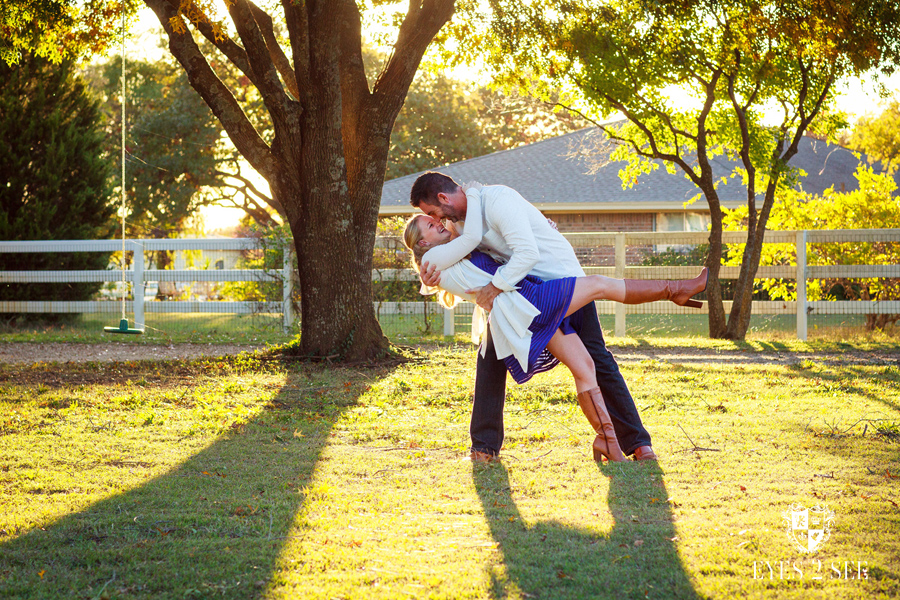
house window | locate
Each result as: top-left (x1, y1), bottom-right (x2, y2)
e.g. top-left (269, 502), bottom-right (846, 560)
top-left (656, 212), bottom-right (710, 253)
top-left (657, 212), bottom-right (710, 232)
top-left (685, 212), bottom-right (710, 232)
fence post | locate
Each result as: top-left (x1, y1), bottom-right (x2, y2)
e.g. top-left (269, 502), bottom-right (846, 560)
top-left (614, 233), bottom-right (626, 337)
top-left (133, 244), bottom-right (145, 328)
top-left (283, 242), bottom-right (294, 334)
top-left (796, 230), bottom-right (807, 341)
top-left (443, 305), bottom-right (455, 336)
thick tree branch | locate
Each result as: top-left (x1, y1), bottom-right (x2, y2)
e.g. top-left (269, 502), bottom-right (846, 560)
top-left (338, 0), bottom-right (371, 108)
top-left (144, 0), bottom-right (277, 182)
top-left (727, 53), bottom-right (757, 224)
top-left (246, 0), bottom-right (300, 100)
top-left (281, 0), bottom-right (310, 102)
top-left (693, 71), bottom-right (722, 193)
top-left (171, 0), bottom-right (258, 88)
top-left (227, 0), bottom-right (295, 127)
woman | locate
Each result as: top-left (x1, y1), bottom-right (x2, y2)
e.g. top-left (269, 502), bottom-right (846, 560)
top-left (403, 186), bottom-right (707, 462)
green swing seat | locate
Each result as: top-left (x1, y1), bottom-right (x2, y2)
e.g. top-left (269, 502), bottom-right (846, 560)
top-left (104, 318), bottom-right (143, 335)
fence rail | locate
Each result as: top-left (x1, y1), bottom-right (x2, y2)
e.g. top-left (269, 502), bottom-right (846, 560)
top-left (0, 238), bottom-right (294, 332)
top-left (1, 229), bottom-right (897, 339)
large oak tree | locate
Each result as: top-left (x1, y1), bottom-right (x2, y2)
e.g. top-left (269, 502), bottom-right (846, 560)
top-left (143, 0), bottom-right (457, 358)
top-left (4, 0), bottom-right (456, 359)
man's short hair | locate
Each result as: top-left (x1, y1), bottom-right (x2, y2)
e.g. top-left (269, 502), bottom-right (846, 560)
top-left (409, 171), bottom-right (458, 208)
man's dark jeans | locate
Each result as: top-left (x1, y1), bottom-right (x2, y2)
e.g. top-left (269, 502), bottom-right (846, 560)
top-left (470, 301), bottom-right (651, 456)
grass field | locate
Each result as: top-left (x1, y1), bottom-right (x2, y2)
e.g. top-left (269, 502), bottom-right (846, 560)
top-left (1, 342), bottom-right (899, 599)
top-left (0, 312), bottom-right (449, 345)
top-left (1, 310), bottom-right (896, 346)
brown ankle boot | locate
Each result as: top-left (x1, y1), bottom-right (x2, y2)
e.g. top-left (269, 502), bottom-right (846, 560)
top-left (576, 387), bottom-right (627, 462)
top-left (623, 267), bottom-right (709, 308)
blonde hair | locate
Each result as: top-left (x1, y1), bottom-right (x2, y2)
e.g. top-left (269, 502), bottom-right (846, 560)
top-left (402, 215), bottom-right (460, 309)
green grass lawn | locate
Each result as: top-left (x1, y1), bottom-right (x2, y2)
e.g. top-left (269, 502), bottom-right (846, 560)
top-left (1, 342), bottom-right (899, 599)
top-left (0, 312), bottom-right (449, 345)
top-left (2, 310), bottom-right (896, 346)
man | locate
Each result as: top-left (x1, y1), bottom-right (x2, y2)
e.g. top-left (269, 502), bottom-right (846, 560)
top-left (409, 171), bottom-right (657, 462)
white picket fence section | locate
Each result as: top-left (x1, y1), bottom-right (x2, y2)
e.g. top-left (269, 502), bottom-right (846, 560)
top-left (1, 229), bottom-right (898, 339)
top-left (376, 228), bottom-right (900, 340)
top-left (568, 229), bottom-right (900, 340)
top-left (0, 238), bottom-right (294, 332)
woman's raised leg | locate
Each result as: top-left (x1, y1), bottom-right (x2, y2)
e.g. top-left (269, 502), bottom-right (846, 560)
top-left (563, 268), bottom-right (709, 317)
top-left (546, 329), bottom-right (626, 462)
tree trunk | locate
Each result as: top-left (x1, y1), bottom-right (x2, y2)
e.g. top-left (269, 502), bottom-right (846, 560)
top-left (287, 177), bottom-right (388, 359)
top-left (724, 232), bottom-right (763, 339)
top-left (694, 170), bottom-right (728, 338)
top-left (867, 313), bottom-right (900, 331)
top-left (726, 138), bottom-right (794, 340)
top-left (705, 202), bottom-right (728, 338)
top-left (284, 35), bottom-right (392, 359)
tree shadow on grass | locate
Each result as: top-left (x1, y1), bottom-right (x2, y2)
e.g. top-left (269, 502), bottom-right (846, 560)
top-left (784, 362), bottom-right (900, 412)
top-left (473, 461), bottom-right (699, 600)
top-left (0, 366), bottom-right (391, 600)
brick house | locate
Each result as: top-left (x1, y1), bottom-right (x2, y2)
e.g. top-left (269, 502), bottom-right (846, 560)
top-left (379, 127), bottom-right (884, 237)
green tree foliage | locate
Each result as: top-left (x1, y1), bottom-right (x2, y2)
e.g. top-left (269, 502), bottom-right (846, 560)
top-left (387, 68), bottom-right (584, 179)
top-left (723, 167), bottom-right (900, 331)
top-left (848, 97), bottom-right (900, 174)
top-left (87, 57), bottom-right (222, 239)
top-left (0, 0), bottom-right (126, 65)
top-left (456, 0), bottom-right (900, 340)
top-left (387, 72), bottom-right (497, 179)
top-left (0, 53), bottom-right (116, 306)
top-left (86, 51), bottom-right (284, 232)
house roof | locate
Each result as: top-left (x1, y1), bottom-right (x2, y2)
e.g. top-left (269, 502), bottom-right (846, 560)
top-left (380, 127), bottom-right (891, 215)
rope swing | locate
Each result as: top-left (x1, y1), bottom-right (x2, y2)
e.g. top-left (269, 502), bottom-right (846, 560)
top-left (104, 3), bottom-right (143, 335)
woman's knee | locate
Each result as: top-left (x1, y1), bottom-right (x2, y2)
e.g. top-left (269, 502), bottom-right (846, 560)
top-left (568, 344), bottom-right (596, 381)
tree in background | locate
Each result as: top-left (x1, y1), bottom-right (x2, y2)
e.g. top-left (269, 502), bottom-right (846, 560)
top-left (0, 54), bottom-right (117, 311)
top-left (88, 57), bottom-right (222, 242)
top-left (0, 0), bottom-right (122, 65)
top-left (87, 55), bottom-right (283, 234)
top-left (724, 166), bottom-right (900, 332)
top-left (848, 97), bottom-right (900, 174)
top-left (386, 70), bottom-right (497, 179)
top-left (457, 0), bottom-right (900, 340)
top-left (386, 65), bottom-right (584, 179)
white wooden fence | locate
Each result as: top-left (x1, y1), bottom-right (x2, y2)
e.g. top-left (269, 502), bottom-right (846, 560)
top-left (0, 238), bottom-right (294, 332)
top-left (376, 228), bottom-right (900, 340)
top-left (566, 229), bottom-right (900, 340)
top-left (1, 229), bottom-right (898, 340)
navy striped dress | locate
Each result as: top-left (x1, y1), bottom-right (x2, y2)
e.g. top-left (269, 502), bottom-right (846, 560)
top-left (469, 251), bottom-right (580, 384)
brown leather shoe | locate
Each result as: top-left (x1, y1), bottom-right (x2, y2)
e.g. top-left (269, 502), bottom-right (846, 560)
top-left (463, 450), bottom-right (500, 463)
top-left (632, 446), bottom-right (658, 461)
